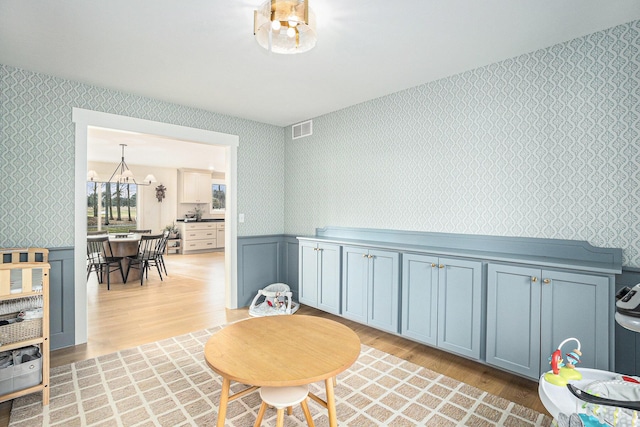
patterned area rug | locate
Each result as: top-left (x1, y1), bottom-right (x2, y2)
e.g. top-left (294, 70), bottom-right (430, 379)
top-left (9, 327), bottom-right (553, 426)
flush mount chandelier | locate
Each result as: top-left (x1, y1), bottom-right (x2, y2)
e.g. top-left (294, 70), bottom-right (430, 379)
top-left (253, 0), bottom-right (317, 54)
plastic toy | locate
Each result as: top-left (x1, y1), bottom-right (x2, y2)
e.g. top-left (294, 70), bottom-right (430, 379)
top-left (248, 283), bottom-right (299, 317)
top-left (544, 337), bottom-right (583, 386)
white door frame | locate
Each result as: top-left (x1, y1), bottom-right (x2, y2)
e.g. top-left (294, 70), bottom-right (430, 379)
top-left (73, 108), bottom-right (239, 345)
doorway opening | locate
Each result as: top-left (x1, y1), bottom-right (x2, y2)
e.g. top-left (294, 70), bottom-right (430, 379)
top-left (73, 108), bottom-right (239, 346)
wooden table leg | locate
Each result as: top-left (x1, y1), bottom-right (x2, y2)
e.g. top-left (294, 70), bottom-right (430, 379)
top-left (217, 377), bottom-right (231, 427)
top-left (325, 377), bottom-right (337, 427)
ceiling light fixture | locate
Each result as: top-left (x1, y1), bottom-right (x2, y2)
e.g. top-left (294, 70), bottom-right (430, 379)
top-left (86, 144), bottom-right (156, 186)
top-left (254, 0), bottom-right (316, 54)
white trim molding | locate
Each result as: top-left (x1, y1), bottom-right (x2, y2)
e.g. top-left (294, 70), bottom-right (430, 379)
top-left (72, 108), bottom-right (240, 345)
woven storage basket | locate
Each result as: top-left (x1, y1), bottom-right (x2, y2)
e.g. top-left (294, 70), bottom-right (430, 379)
top-left (0, 313), bottom-right (42, 346)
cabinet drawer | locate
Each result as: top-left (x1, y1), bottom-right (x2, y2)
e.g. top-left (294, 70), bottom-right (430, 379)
top-left (184, 230), bottom-right (216, 240)
top-left (184, 223), bottom-right (216, 231)
top-left (183, 240), bottom-right (216, 251)
top-left (216, 223), bottom-right (225, 230)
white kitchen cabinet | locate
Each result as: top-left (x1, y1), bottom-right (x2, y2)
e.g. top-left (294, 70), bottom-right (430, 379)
top-left (180, 222), bottom-right (217, 253)
top-left (180, 170), bottom-right (211, 204)
top-left (216, 222), bottom-right (225, 249)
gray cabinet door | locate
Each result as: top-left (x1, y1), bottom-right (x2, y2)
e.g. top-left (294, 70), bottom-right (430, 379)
top-left (437, 257), bottom-right (483, 359)
top-left (540, 270), bottom-right (610, 371)
top-left (486, 263), bottom-right (541, 379)
top-left (298, 241), bottom-right (319, 308)
top-left (368, 249), bottom-right (400, 334)
top-left (342, 246), bottom-right (369, 324)
top-left (317, 243), bottom-right (341, 315)
top-left (401, 253), bottom-right (438, 346)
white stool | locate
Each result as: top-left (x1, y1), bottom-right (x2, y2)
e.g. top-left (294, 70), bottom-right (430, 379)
top-left (254, 385), bottom-right (315, 427)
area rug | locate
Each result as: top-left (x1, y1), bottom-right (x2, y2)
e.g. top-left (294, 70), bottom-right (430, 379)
top-left (9, 327), bottom-right (553, 426)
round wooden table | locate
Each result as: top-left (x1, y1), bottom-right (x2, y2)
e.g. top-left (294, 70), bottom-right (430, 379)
top-left (204, 315), bottom-right (361, 427)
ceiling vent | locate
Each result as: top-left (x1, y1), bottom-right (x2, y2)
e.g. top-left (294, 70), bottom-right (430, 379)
top-left (292, 120), bottom-right (313, 140)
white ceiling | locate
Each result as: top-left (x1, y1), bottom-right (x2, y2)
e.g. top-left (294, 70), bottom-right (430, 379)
top-left (1, 0), bottom-right (639, 129)
top-left (86, 127), bottom-right (226, 172)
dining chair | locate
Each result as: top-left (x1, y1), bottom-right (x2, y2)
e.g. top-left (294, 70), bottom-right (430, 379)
top-left (154, 230), bottom-right (170, 276)
top-left (125, 233), bottom-right (165, 285)
top-left (128, 229), bottom-right (151, 234)
top-left (86, 236), bottom-right (126, 290)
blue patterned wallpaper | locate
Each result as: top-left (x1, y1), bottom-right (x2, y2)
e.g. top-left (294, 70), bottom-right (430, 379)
top-left (0, 65), bottom-right (284, 245)
top-left (2, 20), bottom-right (640, 267)
top-left (284, 20), bottom-right (640, 267)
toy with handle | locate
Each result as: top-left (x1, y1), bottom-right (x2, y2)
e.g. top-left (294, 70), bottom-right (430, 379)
top-left (544, 337), bottom-right (583, 386)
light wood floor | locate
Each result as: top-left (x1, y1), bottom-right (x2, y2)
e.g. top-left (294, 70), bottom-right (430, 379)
top-left (0, 251), bottom-right (549, 425)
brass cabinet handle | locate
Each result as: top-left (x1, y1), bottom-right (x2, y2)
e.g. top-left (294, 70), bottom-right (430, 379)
top-left (543, 279), bottom-right (551, 284)
top-left (362, 253), bottom-right (368, 258)
top-left (368, 254), bottom-right (374, 259)
top-left (438, 264), bottom-right (444, 269)
top-left (431, 263), bottom-right (436, 268)
top-left (531, 277), bottom-right (538, 282)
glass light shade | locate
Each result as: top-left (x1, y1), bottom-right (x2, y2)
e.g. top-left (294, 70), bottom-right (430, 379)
top-left (254, 0), bottom-right (316, 54)
top-left (144, 174), bottom-right (157, 184)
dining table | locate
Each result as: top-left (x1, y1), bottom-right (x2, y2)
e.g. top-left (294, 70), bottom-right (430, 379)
top-left (204, 315), bottom-right (361, 427)
top-left (105, 233), bottom-right (141, 283)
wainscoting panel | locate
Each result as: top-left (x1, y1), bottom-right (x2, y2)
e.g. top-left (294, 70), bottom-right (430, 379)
top-left (48, 247), bottom-right (75, 350)
top-left (283, 236), bottom-right (299, 292)
top-left (236, 235), bottom-right (300, 308)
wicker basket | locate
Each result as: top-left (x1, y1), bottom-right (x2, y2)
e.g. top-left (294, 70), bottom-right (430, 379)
top-left (0, 313), bottom-right (42, 346)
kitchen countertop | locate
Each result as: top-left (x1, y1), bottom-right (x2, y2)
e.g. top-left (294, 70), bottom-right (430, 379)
top-left (176, 218), bottom-right (224, 223)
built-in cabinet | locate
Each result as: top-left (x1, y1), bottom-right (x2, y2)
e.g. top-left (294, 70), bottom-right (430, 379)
top-left (179, 170), bottom-right (211, 204)
top-left (342, 246), bottom-right (400, 334)
top-left (216, 222), bottom-right (225, 249)
top-left (402, 254), bottom-right (483, 360)
top-left (486, 263), bottom-right (610, 379)
top-left (298, 241), bottom-right (341, 314)
top-left (180, 222), bottom-right (218, 253)
top-left (297, 227), bottom-right (622, 379)
top-left (401, 254), bottom-right (438, 346)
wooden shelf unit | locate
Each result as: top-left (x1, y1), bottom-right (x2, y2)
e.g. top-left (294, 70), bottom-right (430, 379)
top-left (0, 248), bottom-right (49, 406)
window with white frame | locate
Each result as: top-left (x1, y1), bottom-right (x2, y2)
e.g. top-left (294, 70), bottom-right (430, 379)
top-left (211, 180), bottom-right (226, 212)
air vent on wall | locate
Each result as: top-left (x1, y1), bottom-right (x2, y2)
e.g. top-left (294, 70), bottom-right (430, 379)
top-left (292, 120), bottom-right (313, 140)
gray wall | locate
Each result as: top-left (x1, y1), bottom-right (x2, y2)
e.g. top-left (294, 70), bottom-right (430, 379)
top-left (284, 20), bottom-right (640, 268)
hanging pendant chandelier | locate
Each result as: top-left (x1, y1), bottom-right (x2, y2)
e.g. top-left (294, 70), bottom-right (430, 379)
top-left (86, 144), bottom-right (156, 186)
top-left (253, 0), bottom-right (317, 54)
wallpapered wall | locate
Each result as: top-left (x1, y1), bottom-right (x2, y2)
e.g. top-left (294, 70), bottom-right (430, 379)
top-left (2, 20), bottom-right (639, 267)
top-left (0, 65), bottom-right (285, 245)
top-left (284, 20), bottom-right (640, 267)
